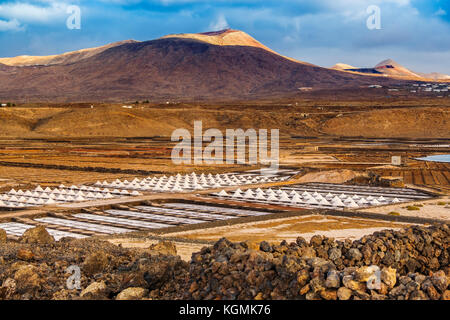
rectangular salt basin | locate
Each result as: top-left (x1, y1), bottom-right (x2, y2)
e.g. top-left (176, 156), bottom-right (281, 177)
top-left (35, 217), bottom-right (132, 234)
top-left (161, 203), bottom-right (272, 216)
top-left (73, 213), bottom-right (170, 229)
top-left (415, 154), bottom-right (450, 163)
top-left (0, 222), bottom-right (87, 240)
top-left (105, 209), bottom-right (205, 225)
top-left (135, 205), bottom-right (236, 220)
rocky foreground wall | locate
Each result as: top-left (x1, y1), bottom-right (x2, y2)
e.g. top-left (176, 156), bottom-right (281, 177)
top-left (0, 224), bottom-right (448, 300)
top-left (186, 224), bottom-right (449, 300)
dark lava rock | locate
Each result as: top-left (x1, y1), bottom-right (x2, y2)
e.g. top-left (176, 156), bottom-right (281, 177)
top-left (83, 251), bottom-right (110, 276)
top-left (0, 223), bottom-right (448, 300)
top-left (259, 241), bottom-right (272, 253)
top-left (20, 226), bottom-right (55, 245)
top-left (346, 248), bottom-right (362, 261)
top-left (328, 248), bottom-right (342, 261)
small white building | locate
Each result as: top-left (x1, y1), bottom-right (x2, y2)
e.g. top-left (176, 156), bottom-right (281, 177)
top-left (392, 156), bottom-right (402, 166)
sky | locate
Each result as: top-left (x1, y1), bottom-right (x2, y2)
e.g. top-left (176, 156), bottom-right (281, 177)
top-left (0, 0), bottom-right (449, 74)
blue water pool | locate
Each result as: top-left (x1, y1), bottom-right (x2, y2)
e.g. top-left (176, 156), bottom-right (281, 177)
top-left (415, 154), bottom-right (450, 163)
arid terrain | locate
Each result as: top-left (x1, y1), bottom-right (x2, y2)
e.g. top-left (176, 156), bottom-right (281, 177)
top-left (0, 98), bottom-right (449, 138)
top-left (3, 29), bottom-right (448, 103)
top-left (0, 96), bottom-right (448, 301)
top-left (0, 98), bottom-right (448, 237)
top-left (0, 29), bottom-right (448, 301)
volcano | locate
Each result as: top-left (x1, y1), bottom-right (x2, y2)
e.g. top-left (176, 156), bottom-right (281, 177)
top-left (0, 29), bottom-right (400, 102)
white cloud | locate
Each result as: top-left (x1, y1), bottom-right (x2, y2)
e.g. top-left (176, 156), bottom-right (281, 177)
top-left (434, 8), bottom-right (446, 16)
top-left (0, 2), bottom-right (69, 24)
top-left (0, 18), bottom-right (24, 31)
top-left (208, 13), bottom-right (229, 31)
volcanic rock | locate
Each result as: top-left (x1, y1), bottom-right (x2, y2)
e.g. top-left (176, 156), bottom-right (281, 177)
top-left (431, 270), bottom-right (448, 292)
top-left (328, 248), bottom-right (342, 261)
top-left (0, 30), bottom-right (401, 102)
top-left (116, 287), bottom-right (148, 300)
top-left (443, 290), bottom-right (450, 300)
top-left (20, 226), bottom-right (54, 245)
top-left (354, 266), bottom-right (377, 282)
top-left (83, 251), bottom-right (110, 275)
top-left (320, 289), bottom-right (337, 300)
top-left (259, 241), bottom-right (272, 253)
top-left (14, 265), bottom-right (41, 294)
top-left (0, 222), bottom-right (447, 300)
top-left (0, 278), bottom-right (16, 299)
top-left (337, 287), bottom-right (352, 300)
top-left (148, 241), bottom-right (177, 256)
top-left (346, 248), bottom-right (362, 261)
top-left (17, 248), bottom-right (34, 261)
top-left (80, 281), bottom-right (108, 299)
top-left (381, 267), bottom-right (397, 289)
top-left (325, 270), bottom-right (340, 288)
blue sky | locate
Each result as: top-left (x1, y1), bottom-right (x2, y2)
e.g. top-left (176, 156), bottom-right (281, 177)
top-left (0, 0), bottom-right (449, 73)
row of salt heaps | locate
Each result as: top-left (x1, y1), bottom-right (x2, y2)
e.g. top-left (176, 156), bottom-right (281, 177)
top-left (213, 188), bottom-right (402, 209)
top-left (95, 173), bottom-right (286, 193)
top-left (0, 185), bottom-right (142, 208)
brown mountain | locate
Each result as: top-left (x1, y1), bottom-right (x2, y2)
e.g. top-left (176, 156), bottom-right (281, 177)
top-left (0, 30), bottom-right (400, 102)
top-left (374, 59), bottom-right (421, 78)
top-left (333, 58), bottom-right (450, 81)
top-left (161, 29), bottom-right (311, 65)
top-left (0, 40), bottom-right (138, 67)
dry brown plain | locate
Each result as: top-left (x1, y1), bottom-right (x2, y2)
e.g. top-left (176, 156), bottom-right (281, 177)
top-left (1, 100), bottom-right (449, 191)
top-left (0, 98), bottom-right (448, 248)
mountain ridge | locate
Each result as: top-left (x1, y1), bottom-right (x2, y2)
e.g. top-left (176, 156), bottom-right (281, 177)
top-left (161, 29), bottom-right (310, 65)
top-left (0, 30), bottom-right (412, 102)
top-left (333, 58), bottom-right (449, 81)
top-left (0, 40), bottom-right (139, 67)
